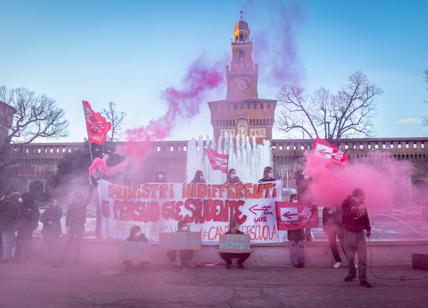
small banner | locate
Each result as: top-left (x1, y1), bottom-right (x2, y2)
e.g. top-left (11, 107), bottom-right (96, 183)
top-left (82, 100), bottom-right (112, 145)
top-left (275, 201), bottom-right (318, 230)
top-left (313, 137), bottom-right (349, 165)
top-left (206, 149), bottom-right (228, 174)
top-left (158, 232), bottom-right (202, 250)
top-left (218, 234), bottom-right (252, 253)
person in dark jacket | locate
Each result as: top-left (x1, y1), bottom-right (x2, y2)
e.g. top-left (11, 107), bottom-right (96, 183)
top-left (287, 194), bottom-right (305, 268)
top-left (342, 188), bottom-right (372, 288)
top-left (167, 221), bottom-right (194, 270)
top-left (0, 191), bottom-right (22, 262)
top-left (225, 169), bottom-right (241, 184)
top-left (14, 192), bottom-right (39, 262)
top-left (191, 170), bottom-right (206, 184)
top-left (218, 220), bottom-right (251, 269)
top-left (323, 205), bottom-right (345, 268)
top-left (39, 199), bottom-right (62, 262)
top-left (258, 166), bottom-right (275, 183)
top-left (56, 189), bottom-right (92, 265)
top-left (296, 170), bottom-right (313, 241)
top-left (123, 225), bottom-right (149, 270)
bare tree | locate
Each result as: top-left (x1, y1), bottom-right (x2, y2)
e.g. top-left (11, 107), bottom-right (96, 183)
top-left (276, 71), bottom-right (382, 142)
top-left (0, 86), bottom-right (69, 170)
top-left (102, 102), bottom-right (125, 142)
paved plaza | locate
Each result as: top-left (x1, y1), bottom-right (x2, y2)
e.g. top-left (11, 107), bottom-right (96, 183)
top-left (0, 261), bottom-right (427, 308)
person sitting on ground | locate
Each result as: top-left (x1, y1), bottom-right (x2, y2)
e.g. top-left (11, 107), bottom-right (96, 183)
top-left (218, 220), bottom-right (251, 269)
top-left (191, 170), bottom-right (206, 184)
top-left (258, 166), bottom-right (275, 183)
top-left (166, 221), bottom-right (194, 270)
top-left (342, 188), bottom-right (372, 288)
top-left (323, 204), bottom-right (345, 268)
top-left (123, 225), bottom-right (149, 270)
top-left (225, 168), bottom-right (241, 184)
top-left (287, 194), bottom-right (306, 268)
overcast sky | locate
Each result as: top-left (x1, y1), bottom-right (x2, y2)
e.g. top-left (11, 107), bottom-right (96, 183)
top-left (1, 0), bottom-right (427, 142)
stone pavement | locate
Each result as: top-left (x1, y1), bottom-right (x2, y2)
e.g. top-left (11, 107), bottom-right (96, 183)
top-left (0, 261), bottom-right (427, 308)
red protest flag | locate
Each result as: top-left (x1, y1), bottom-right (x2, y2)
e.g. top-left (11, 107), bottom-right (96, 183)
top-left (275, 201), bottom-right (318, 231)
top-left (82, 100), bottom-right (112, 145)
top-left (206, 149), bottom-right (228, 174)
top-left (313, 137), bottom-right (349, 165)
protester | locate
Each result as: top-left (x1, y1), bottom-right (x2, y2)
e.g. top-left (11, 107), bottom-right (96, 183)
top-left (342, 188), bottom-right (372, 288)
top-left (56, 189), bottom-right (92, 266)
top-left (155, 172), bottom-right (166, 183)
top-left (218, 220), bottom-right (251, 269)
top-left (0, 191), bottom-right (22, 262)
top-left (166, 221), bottom-right (193, 270)
top-left (258, 166), bottom-right (275, 183)
top-left (287, 194), bottom-right (305, 268)
top-left (296, 170), bottom-right (313, 241)
top-left (39, 199), bottom-right (63, 262)
top-left (225, 168), bottom-right (241, 184)
top-left (14, 192), bottom-right (40, 262)
top-left (122, 174), bottom-right (132, 185)
top-left (123, 225), bottom-right (149, 270)
top-left (191, 170), bottom-right (206, 184)
top-left (323, 205), bottom-right (345, 268)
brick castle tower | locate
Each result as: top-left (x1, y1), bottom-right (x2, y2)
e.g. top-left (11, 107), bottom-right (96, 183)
top-left (208, 11), bottom-right (277, 143)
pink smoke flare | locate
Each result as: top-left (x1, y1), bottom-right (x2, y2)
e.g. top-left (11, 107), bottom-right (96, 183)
top-left (117, 57), bottom-right (224, 165)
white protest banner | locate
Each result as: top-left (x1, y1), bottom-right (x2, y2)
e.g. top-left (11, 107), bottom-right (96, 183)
top-left (97, 180), bottom-right (283, 244)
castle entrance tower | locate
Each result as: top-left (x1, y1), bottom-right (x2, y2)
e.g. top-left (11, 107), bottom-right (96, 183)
top-left (208, 11), bottom-right (276, 143)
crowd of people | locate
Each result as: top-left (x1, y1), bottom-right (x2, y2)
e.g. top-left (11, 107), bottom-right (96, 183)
top-left (0, 167), bottom-right (373, 288)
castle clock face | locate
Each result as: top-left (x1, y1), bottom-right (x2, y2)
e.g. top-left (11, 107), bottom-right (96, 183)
top-left (234, 78), bottom-right (250, 93)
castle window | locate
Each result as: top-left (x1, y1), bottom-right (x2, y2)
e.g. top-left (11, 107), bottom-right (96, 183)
top-left (413, 143), bottom-right (417, 149)
top-left (170, 147), bottom-right (174, 152)
top-left (398, 143), bottom-right (402, 149)
top-left (421, 143), bottom-right (425, 149)
top-left (156, 146), bottom-right (161, 152)
top-left (261, 103), bottom-right (264, 109)
top-left (406, 143), bottom-right (409, 149)
top-left (390, 143), bottom-right (394, 149)
top-left (375, 144), bottom-right (379, 149)
top-left (360, 144), bottom-right (364, 150)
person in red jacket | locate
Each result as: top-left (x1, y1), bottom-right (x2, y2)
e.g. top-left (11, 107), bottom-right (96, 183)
top-left (342, 188), bottom-right (372, 288)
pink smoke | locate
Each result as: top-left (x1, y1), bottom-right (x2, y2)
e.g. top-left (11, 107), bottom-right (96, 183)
top-left (88, 154), bottom-right (129, 177)
top-left (303, 152), bottom-right (415, 210)
top-left (117, 57), bottom-right (224, 164)
top-left (250, 0), bottom-right (305, 87)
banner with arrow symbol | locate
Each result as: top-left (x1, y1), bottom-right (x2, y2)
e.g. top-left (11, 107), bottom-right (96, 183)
top-left (275, 201), bottom-right (319, 230)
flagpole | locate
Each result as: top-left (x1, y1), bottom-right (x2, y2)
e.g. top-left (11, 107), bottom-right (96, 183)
top-left (82, 101), bottom-right (94, 163)
top-left (87, 140), bottom-right (94, 163)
